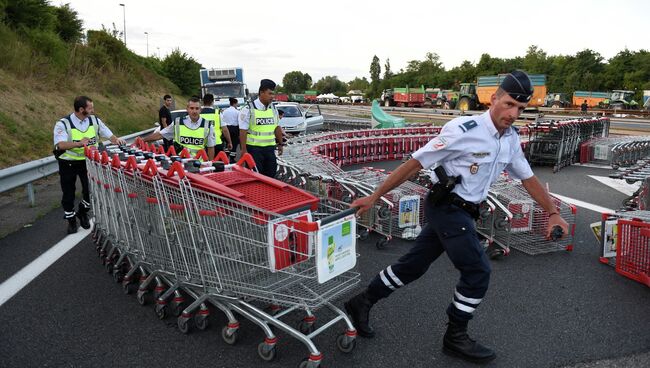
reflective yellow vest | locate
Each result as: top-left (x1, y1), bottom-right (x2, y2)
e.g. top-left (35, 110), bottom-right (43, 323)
top-left (173, 116), bottom-right (211, 156)
top-left (247, 104), bottom-right (277, 147)
top-left (59, 114), bottom-right (100, 161)
top-left (200, 107), bottom-right (222, 145)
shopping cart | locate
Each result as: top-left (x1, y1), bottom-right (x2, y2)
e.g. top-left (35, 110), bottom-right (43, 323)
top-left (87, 146), bottom-right (361, 367)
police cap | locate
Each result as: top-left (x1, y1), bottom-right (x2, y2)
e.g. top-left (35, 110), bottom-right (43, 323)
top-left (500, 70), bottom-right (534, 103)
top-left (260, 79), bottom-right (276, 91)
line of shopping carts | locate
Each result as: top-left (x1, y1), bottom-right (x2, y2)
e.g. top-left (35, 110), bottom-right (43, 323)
top-left (525, 117), bottom-right (610, 172)
top-left (597, 211), bottom-right (650, 287)
top-left (580, 136), bottom-right (650, 169)
top-left (87, 143), bottom-right (362, 367)
top-left (277, 127), bottom-right (440, 248)
top-left (277, 126), bottom-right (576, 257)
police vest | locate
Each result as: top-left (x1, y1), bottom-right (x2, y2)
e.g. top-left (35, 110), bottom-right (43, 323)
top-left (174, 116), bottom-right (211, 155)
top-left (59, 114), bottom-right (100, 161)
top-left (247, 104), bottom-right (277, 147)
top-left (199, 107), bottom-right (222, 145)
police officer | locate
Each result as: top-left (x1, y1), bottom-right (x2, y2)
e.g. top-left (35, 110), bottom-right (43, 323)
top-left (200, 93), bottom-right (232, 156)
top-left (53, 96), bottom-right (126, 234)
top-left (238, 79), bottom-right (283, 177)
top-left (142, 97), bottom-right (217, 160)
top-left (344, 71), bottom-right (570, 364)
top-left (222, 97), bottom-right (241, 162)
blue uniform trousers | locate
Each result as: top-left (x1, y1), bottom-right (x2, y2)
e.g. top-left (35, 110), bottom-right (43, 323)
top-left (247, 145), bottom-right (277, 178)
top-left (367, 199), bottom-right (491, 324)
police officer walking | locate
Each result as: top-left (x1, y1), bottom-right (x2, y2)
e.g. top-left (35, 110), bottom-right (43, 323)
top-left (238, 79), bottom-right (283, 177)
top-left (142, 97), bottom-right (217, 160)
top-left (222, 97), bottom-right (241, 162)
top-left (53, 96), bottom-right (126, 234)
top-left (199, 93), bottom-right (232, 156)
top-left (344, 71), bottom-right (570, 364)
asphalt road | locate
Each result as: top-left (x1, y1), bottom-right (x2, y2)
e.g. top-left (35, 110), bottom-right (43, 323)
top-left (1, 158), bottom-right (649, 368)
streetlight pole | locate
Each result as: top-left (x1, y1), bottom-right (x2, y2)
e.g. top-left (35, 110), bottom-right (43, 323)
top-left (144, 32), bottom-right (149, 57)
top-left (119, 3), bottom-right (126, 47)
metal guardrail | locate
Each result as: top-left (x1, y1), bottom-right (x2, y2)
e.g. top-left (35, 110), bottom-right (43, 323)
top-left (0, 128), bottom-right (155, 206)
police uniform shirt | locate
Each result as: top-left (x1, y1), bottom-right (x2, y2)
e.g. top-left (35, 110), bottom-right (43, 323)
top-left (221, 106), bottom-right (240, 126)
top-left (412, 111), bottom-right (534, 203)
top-left (238, 98), bottom-right (279, 130)
top-left (201, 106), bottom-right (227, 128)
top-left (53, 114), bottom-right (114, 145)
top-left (158, 115), bottom-right (217, 147)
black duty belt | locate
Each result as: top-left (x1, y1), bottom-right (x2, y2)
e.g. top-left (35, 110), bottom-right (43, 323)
top-left (441, 193), bottom-right (480, 219)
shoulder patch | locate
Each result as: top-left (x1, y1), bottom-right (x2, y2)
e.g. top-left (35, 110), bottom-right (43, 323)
top-left (458, 120), bottom-right (478, 133)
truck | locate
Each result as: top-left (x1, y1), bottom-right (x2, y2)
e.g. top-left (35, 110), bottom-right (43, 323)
top-left (457, 74), bottom-right (547, 111)
top-left (381, 86), bottom-right (425, 107)
top-left (601, 90), bottom-right (638, 109)
top-left (544, 93), bottom-right (571, 108)
top-left (572, 91), bottom-right (610, 108)
top-left (199, 67), bottom-right (247, 109)
top-left (274, 93), bottom-right (289, 102)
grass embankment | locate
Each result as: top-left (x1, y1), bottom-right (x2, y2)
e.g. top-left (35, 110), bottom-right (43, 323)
top-left (0, 23), bottom-right (184, 169)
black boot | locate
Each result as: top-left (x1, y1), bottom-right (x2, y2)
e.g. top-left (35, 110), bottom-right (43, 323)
top-left (344, 291), bottom-right (376, 338)
top-left (443, 320), bottom-right (496, 364)
top-left (67, 217), bottom-right (78, 234)
top-left (77, 210), bottom-right (90, 229)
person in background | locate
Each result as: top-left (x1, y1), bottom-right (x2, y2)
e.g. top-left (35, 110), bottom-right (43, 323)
top-left (581, 99), bottom-right (588, 114)
top-left (200, 94), bottom-right (232, 157)
top-left (221, 97), bottom-right (240, 162)
top-left (53, 96), bottom-right (126, 234)
top-left (159, 94), bottom-right (173, 151)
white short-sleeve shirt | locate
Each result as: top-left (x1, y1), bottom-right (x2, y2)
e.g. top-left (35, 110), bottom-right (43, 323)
top-left (53, 114), bottom-right (114, 145)
top-left (412, 111), bottom-right (534, 203)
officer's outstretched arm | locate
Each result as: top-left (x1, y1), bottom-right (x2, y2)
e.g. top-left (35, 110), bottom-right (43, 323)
top-left (143, 131), bottom-right (163, 143)
top-left (521, 176), bottom-right (569, 238)
top-left (350, 159), bottom-right (423, 216)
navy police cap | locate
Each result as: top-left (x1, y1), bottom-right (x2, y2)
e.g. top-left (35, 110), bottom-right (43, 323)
top-left (260, 79), bottom-right (276, 91)
top-left (500, 70), bottom-right (533, 103)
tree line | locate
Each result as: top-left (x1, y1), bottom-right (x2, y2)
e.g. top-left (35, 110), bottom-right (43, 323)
top-left (280, 46), bottom-right (650, 102)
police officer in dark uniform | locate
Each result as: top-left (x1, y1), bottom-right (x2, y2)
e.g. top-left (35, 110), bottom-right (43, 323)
top-left (344, 71), bottom-right (570, 364)
top-left (53, 96), bottom-right (125, 234)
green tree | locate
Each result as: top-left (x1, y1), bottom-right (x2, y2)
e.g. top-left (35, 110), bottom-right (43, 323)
top-left (4, 0), bottom-right (56, 31)
top-left (162, 49), bottom-right (201, 95)
top-left (282, 71), bottom-right (312, 93)
top-left (313, 75), bottom-right (346, 94)
top-left (383, 58), bottom-right (393, 80)
top-left (368, 55), bottom-right (382, 98)
top-left (348, 77), bottom-right (370, 92)
top-left (54, 3), bottom-right (83, 43)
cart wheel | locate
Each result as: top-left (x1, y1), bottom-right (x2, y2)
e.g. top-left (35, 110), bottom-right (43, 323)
top-left (221, 326), bottom-right (238, 345)
top-left (336, 334), bottom-right (356, 353)
top-left (112, 270), bottom-right (123, 283)
top-left (495, 219), bottom-right (509, 230)
top-left (177, 316), bottom-right (190, 334)
top-left (377, 206), bottom-right (390, 220)
top-left (299, 320), bottom-right (316, 334)
top-left (194, 314), bottom-right (209, 331)
top-left (376, 238), bottom-right (389, 249)
top-left (552, 166), bottom-right (558, 173)
top-left (341, 194), bottom-right (353, 203)
top-left (122, 280), bottom-right (136, 295)
top-left (257, 342), bottom-right (277, 362)
top-left (105, 261), bottom-right (113, 274)
top-left (154, 304), bottom-right (167, 320)
top-left (488, 248), bottom-right (505, 260)
top-left (358, 228), bottom-right (369, 241)
top-left (298, 358), bottom-right (319, 368)
top-left (136, 290), bottom-right (148, 306)
top-left (170, 301), bottom-right (185, 317)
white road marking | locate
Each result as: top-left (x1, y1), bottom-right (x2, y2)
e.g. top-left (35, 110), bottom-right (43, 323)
top-left (0, 221), bottom-right (92, 308)
top-left (550, 193), bottom-right (613, 214)
top-left (588, 175), bottom-right (640, 196)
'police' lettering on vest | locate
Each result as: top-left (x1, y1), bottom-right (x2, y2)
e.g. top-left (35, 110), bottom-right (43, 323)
top-left (74, 137), bottom-right (97, 145)
top-left (255, 117), bottom-right (275, 126)
top-left (179, 136), bottom-right (205, 146)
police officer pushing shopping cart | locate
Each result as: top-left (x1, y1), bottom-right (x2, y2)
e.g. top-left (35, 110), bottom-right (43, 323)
top-left (345, 71), bottom-right (569, 364)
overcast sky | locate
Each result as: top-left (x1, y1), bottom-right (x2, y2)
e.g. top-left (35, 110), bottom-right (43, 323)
top-left (56, 0), bottom-right (649, 91)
